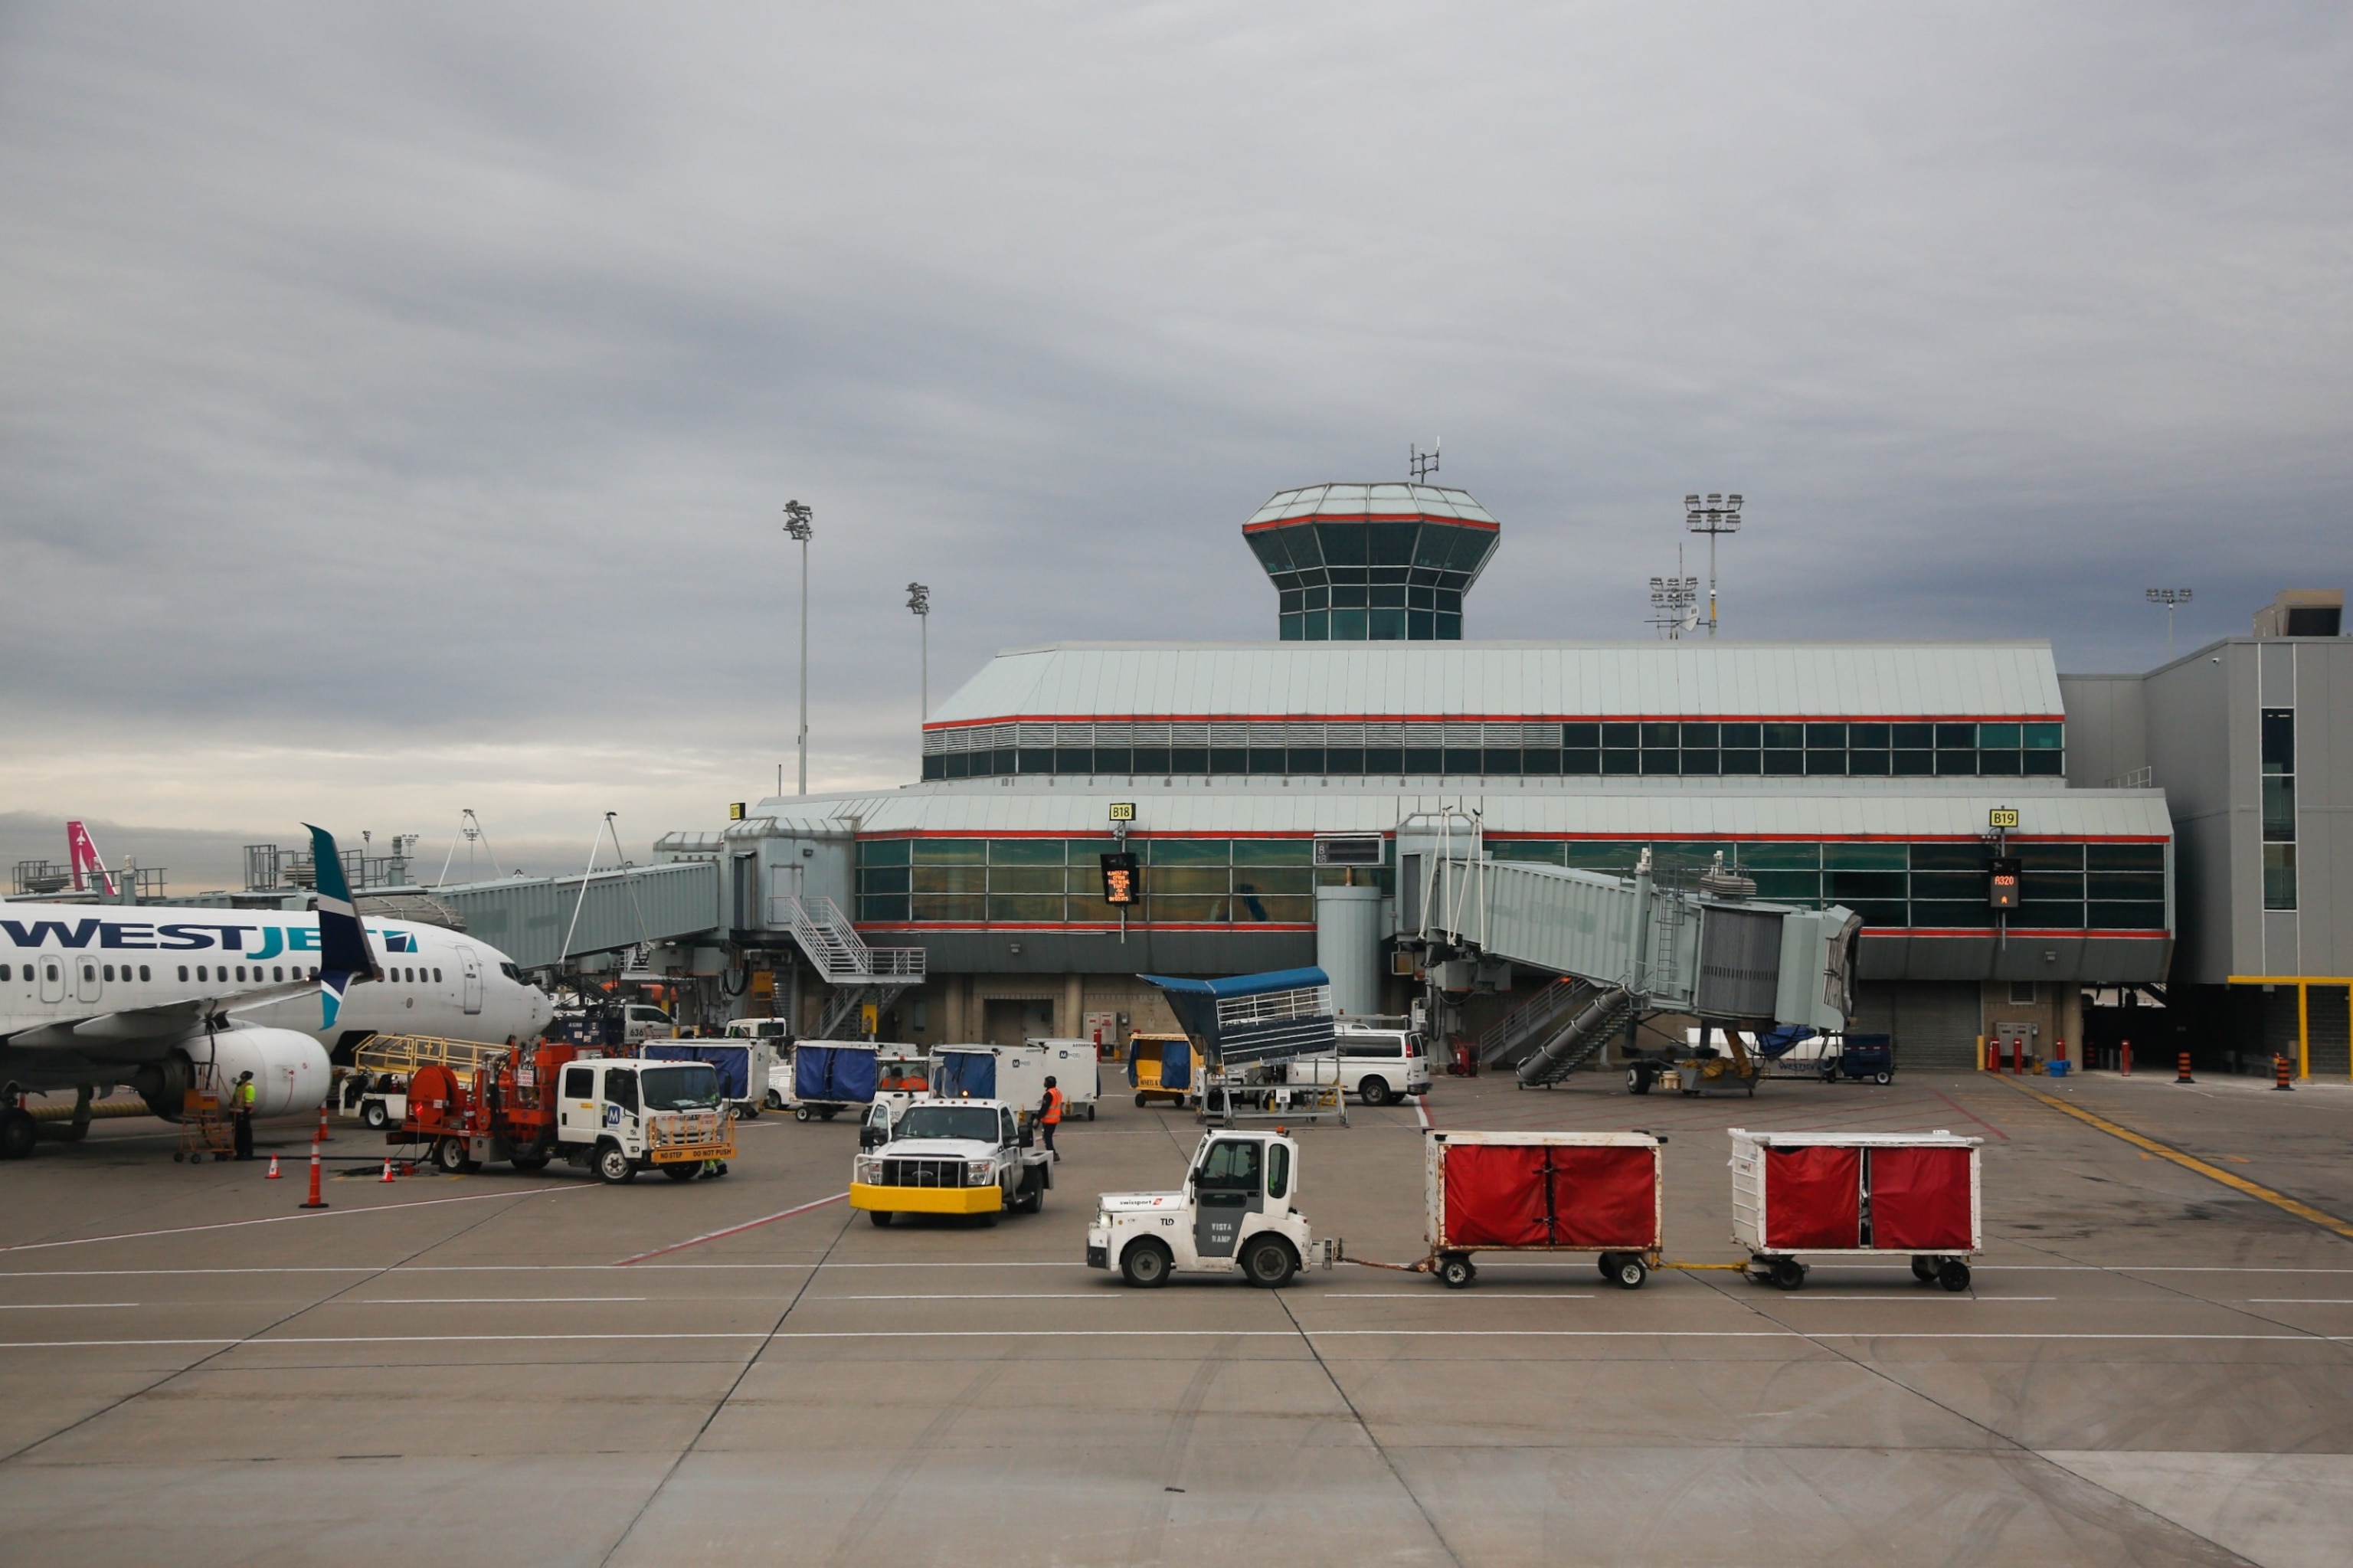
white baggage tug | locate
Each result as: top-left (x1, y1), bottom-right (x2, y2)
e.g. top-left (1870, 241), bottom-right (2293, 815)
top-left (1087, 1128), bottom-right (1339, 1288)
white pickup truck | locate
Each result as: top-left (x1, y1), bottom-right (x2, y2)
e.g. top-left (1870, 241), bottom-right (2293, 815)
top-left (1086, 1130), bottom-right (1339, 1288)
top-left (850, 1098), bottom-right (1053, 1226)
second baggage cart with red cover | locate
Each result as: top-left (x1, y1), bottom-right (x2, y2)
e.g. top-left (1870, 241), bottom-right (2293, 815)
top-left (1728, 1128), bottom-right (1982, 1291)
top-left (1425, 1130), bottom-right (1664, 1289)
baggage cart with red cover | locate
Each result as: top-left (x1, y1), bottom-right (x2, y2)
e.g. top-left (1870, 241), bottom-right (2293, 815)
top-left (1728, 1128), bottom-right (1981, 1291)
top-left (1425, 1131), bottom-right (1664, 1290)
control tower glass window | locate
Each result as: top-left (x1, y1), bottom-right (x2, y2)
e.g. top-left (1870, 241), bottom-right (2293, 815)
top-left (1245, 483), bottom-right (1498, 640)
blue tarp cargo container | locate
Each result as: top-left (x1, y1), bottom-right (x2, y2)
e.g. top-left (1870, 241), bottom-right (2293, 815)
top-left (794, 1043), bottom-right (879, 1105)
top-left (931, 1048), bottom-right (997, 1100)
top-left (1137, 967), bottom-right (1336, 1068)
top-left (643, 1043), bottom-right (753, 1101)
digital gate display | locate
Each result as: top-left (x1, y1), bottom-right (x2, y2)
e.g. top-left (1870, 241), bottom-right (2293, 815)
top-left (1099, 852), bottom-right (1141, 905)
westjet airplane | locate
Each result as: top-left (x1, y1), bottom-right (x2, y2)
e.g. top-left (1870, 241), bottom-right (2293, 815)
top-left (0, 824), bottom-right (551, 1159)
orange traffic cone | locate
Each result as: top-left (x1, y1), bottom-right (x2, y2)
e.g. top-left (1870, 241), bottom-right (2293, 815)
top-left (380, 1159), bottom-right (396, 1183)
top-left (265, 1155), bottom-right (281, 1179)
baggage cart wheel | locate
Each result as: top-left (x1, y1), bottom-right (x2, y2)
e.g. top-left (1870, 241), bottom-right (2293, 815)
top-left (1438, 1254), bottom-right (1476, 1290)
top-left (1595, 1252), bottom-right (1621, 1282)
top-left (1769, 1258), bottom-right (1807, 1291)
top-left (1937, 1260), bottom-right (1972, 1292)
top-left (818, 1108), bottom-right (839, 1121)
top-left (868, 1210), bottom-right (892, 1227)
top-left (1135, 1092), bottom-right (1149, 1107)
top-left (1610, 1255), bottom-right (1649, 1290)
top-left (433, 1138), bottom-right (469, 1174)
top-left (1910, 1255), bottom-right (1938, 1282)
top-left (362, 1102), bottom-right (388, 1129)
top-left (1873, 1070), bottom-right (1893, 1085)
top-left (1121, 1239), bottom-right (1172, 1288)
top-left (793, 1105), bottom-right (811, 1122)
top-left (1241, 1235), bottom-right (1298, 1288)
top-left (173, 1151), bottom-right (184, 1163)
top-left (1627, 1066), bottom-right (1651, 1095)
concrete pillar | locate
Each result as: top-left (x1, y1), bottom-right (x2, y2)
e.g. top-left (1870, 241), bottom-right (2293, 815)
top-left (1317, 885), bottom-right (1385, 1018)
top-left (2058, 984), bottom-right (2083, 1067)
top-left (1062, 972), bottom-right (1085, 1039)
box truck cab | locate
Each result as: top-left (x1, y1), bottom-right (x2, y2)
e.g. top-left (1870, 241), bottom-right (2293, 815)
top-left (1087, 1130), bottom-right (1338, 1289)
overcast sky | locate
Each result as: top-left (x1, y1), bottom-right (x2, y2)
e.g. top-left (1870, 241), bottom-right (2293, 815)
top-left (4, 4), bottom-right (2349, 889)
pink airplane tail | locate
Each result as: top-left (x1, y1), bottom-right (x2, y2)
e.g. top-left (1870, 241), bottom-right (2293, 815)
top-left (66, 820), bottom-right (114, 896)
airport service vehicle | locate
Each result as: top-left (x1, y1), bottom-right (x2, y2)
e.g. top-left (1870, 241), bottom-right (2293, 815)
top-left (725, 1018), bottom-right (790, 1042)
top-left (642, 1039), bottom-right (775, 1118)
top-left (785, 1040), bottom-right (879, 1121)
top-left (393, 1040), bottom-right (735, 1183)
top-left (1624, 1024), bottom-right (1760, 1098)
top-left (850, 1098), bottom-right (1052, 1225)
top-left (931, 1040), bottom-right (1099, 1121)
top-left (1125, 1033), bottom-right (1193, 1107)
top-left (554, 1001), bottom-right (676, 1046)
top-left (1275, 1021), bottom-right (1429, 1107)
top-left (0, 823), bottom-right (550, 1157)
top-left (1088, 1130), bottom-right (1339, 1288)
top-left (1729, 1128), bottom-right (1982, 1291)
top-left (1423, 1131), bottom-right (1664, 1289)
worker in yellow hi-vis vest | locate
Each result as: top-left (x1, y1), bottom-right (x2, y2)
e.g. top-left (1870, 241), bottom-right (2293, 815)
top-left (231, 1071), bottom-right (257, 1161)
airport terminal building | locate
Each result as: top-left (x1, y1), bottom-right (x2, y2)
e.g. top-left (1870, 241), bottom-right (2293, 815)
top-left (657, 483), bottom-right (2238, 1074)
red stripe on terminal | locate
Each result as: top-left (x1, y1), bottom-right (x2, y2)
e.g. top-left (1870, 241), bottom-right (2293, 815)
top-left (921, 712), bottom-right (2058, 730)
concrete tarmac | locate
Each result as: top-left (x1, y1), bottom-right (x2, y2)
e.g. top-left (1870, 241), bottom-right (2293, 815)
top-left (3, 1065), bottom-right (2351, 1566)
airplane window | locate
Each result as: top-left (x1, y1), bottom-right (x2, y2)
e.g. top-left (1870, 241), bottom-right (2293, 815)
top-left (103, 964), bottom-right (114, 982)
top-left (434, 967), bottom-right (443, 982)
top-left (139, 965), bottom-right (151, 981)
top-left (195, 965), bottom-right (207, 981)
top-left (236, 965), bottom-right (247, 981)
top-left (83, 964), bottom-right (96, 982)
top-left (273, 966), bottom-right (284, 981)
top-left (0, 964), bottom-right (8, 981)
top-left (178, 965), bottom-right (188, 980)
top-left (45, 964), bottom-right (59, 982)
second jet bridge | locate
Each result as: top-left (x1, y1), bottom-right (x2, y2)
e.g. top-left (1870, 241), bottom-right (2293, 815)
top-left (1399, 824), bottom-right (1860, 1085)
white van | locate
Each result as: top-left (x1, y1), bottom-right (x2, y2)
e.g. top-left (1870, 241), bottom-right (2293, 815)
top-left (1282, 1024), bottom-right (1431, 1106)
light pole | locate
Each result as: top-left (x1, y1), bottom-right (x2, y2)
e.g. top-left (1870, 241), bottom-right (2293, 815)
top-left (1648, 574), bottom-right (1698, 640)
top-left (2145, 588), bottom-right (2191, 660)
top-left (906, 581), bottom-right (931, 719)
top-left (784, 500), bottom-right (813, 795)
top-left (1684, 493), bottom-right (1743, 637)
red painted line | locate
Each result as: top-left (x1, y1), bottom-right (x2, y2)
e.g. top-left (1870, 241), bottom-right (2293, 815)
top-left (1931, 1088), bottom-right (2012, 1141)
top-left (1242, 515), bottom-right (1500, 533)
top-left (922, 711), bottom-right (2055, 730)
top-left (614, 1192), bottom-right (849, 1266)
top-left (859, 829), bottom-right (2168, 846)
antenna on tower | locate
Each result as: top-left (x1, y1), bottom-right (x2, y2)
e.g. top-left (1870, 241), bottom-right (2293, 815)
top-left (1409, 439), bottom-right (1442, 483)
top-left (1648, 545), bottom-right (1699, 640)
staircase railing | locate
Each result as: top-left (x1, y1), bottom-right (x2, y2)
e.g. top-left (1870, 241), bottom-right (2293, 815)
top-left (1476, 977), bottom-right (1586, 1066)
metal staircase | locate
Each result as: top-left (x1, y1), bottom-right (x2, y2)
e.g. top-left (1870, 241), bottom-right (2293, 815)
top-left (1477, 977), bottom-right (1586, 1069)
top-left (777, 895), bottom-right (926, 1039)
top-left (1516, 986), bottom-right (1636, 1087)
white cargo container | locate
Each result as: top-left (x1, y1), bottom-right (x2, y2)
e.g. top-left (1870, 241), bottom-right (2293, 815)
top-left (1728, 1128), bottom-right (1982, 1292)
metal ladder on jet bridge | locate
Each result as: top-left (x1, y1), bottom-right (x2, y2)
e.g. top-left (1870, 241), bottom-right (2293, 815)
top-left (778, 895), bottom-right (925, 1039)
top-left (1515, 985), bottom-right (1637, 1087)
top-left (1477, 977), bottom-right (1586, 1070)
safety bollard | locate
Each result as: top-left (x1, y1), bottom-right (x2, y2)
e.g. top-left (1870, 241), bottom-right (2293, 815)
top-left (2010, 1038), bottom-right (2023, 1075)
top-left (2274, 1055), bottom-right (2295, 1092)
top-left (316, 1103), bottom-right (332, 1144)
top-left (2175, 1052), bottom-right (2194, 1085)
top-left (299, 1141), bottom-right (329, 1210)
top-left (2122, 1039), bottom-right (2133, 1077)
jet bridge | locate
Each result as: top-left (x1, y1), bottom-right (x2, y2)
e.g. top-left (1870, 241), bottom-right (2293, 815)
top-left (1399, 816), bottom-right (1860, 1086)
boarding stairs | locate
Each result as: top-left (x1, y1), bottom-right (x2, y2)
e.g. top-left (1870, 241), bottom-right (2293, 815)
top-left (1477, 977), bottom-right (1585, 1069)
top-left (1516, 985), bottom-right (1637, 1087)
top-left (777, 895), bottom-right (926, 1039)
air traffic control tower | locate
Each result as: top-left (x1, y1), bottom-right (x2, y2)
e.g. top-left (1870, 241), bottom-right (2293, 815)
top-left (1243, 482), bottom-right (1500, 641)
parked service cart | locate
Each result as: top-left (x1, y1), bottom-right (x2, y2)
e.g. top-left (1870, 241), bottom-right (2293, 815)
top-left (1126, 1034), bottom-right (1194, 1107)
top-left (1087, 1128), bottom-right (1340, 1288)
top-left (1425, 1131), bottom-right (1664, 1289)
top-left (1021, 1038), bottom-right (1105, 1119)
top-left (643, 1039), bottom-right (775, 1118)
top-left (933, 1042), bottom-right (1098, 1121)
top-left (788, 1041), bottom-right (879, 1121)
top-left (1729, 1128), bottom-right (1982, 1291)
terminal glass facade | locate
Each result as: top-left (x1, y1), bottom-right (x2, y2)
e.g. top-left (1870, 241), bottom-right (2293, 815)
top-left (855, 835), bottom-right (2162, 932)
top-left (921, 721), bottom-right (2065, 781)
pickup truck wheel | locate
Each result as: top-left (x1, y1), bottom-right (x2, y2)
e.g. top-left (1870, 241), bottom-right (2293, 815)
top-left (432, 1138), bottom-right (469, 1174)
top-left (1358, 1076), bottom-right (1393, 1108)
top-left (869, 1210), bottom-right (892, 1227)
top-left (594, 1143), bottom-right (635, 1184)
top-left (1241, 1236), bottom-right (1297, 1288)
top-left (361, 1102), bottom-right (388, 1129)
top-left (1121, 1239), bottom-right (1172, 1288)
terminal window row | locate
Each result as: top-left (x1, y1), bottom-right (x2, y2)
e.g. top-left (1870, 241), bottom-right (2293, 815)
top-left (921, 722), bottom-right (2064, 781)
top-left (851, 836), bottom-right (2164, 931)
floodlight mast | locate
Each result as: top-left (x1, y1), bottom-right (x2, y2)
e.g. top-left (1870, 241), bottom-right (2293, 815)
top-left (906, 581), bottom-right (931, 721)
top-left (1409, 439), bottom-right (1441, 483)
top-left (1648, 574), bottom-right (1699, 640)
top-left (2145, 587), bottom-right (2191, 660)
top-left (1684, 493), bottom-right (1743, 637)
top-left (784, 500), bottom-right (815, 796)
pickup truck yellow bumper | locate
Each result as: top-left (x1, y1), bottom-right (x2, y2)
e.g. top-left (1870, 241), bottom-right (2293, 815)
top-left (850, 1181), bottom-right (1003, 1215)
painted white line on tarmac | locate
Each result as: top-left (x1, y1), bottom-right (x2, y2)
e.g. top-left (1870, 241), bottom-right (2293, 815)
top-left (1415, 1095), bottom-right (1431, 1131)
top-left (0, 1184), bottom-right (590, 1253)
top-left (350, 1297), bottom-right (650, 1305)
top-left (816, 1294), bottom-right (1114, 1301)
top-left (0, 1302), bottom-right (136, 1309)
top-left (2249, 1298), bottom-right (2353, 1304)
top-left (614, 1192), bottom-right (849, 1265)
top-left (1324, 1292), bottom-right (1595, 1299)
top-left (8, 1327), bottom-right (2353, 1350)
top-left (1779, 1296), bottom-right (2057, 1302)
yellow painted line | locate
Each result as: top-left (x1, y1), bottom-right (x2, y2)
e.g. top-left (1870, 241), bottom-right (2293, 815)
top-left (2000, 1080), bottom-right (2353, 1243)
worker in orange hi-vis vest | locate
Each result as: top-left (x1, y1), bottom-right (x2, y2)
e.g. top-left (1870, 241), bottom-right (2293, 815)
top-left (1038, 1076), bottom-right (1065, 1160)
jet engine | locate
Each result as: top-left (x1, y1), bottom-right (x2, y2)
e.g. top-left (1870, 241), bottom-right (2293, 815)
top-left (132, 1026), bottom-right (331, 1120)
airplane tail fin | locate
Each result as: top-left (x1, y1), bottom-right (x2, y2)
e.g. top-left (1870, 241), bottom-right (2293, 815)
top-left (66, 820), bottom-right (113, 897)
top-left (306, 824), bottom-right (382, 1030)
